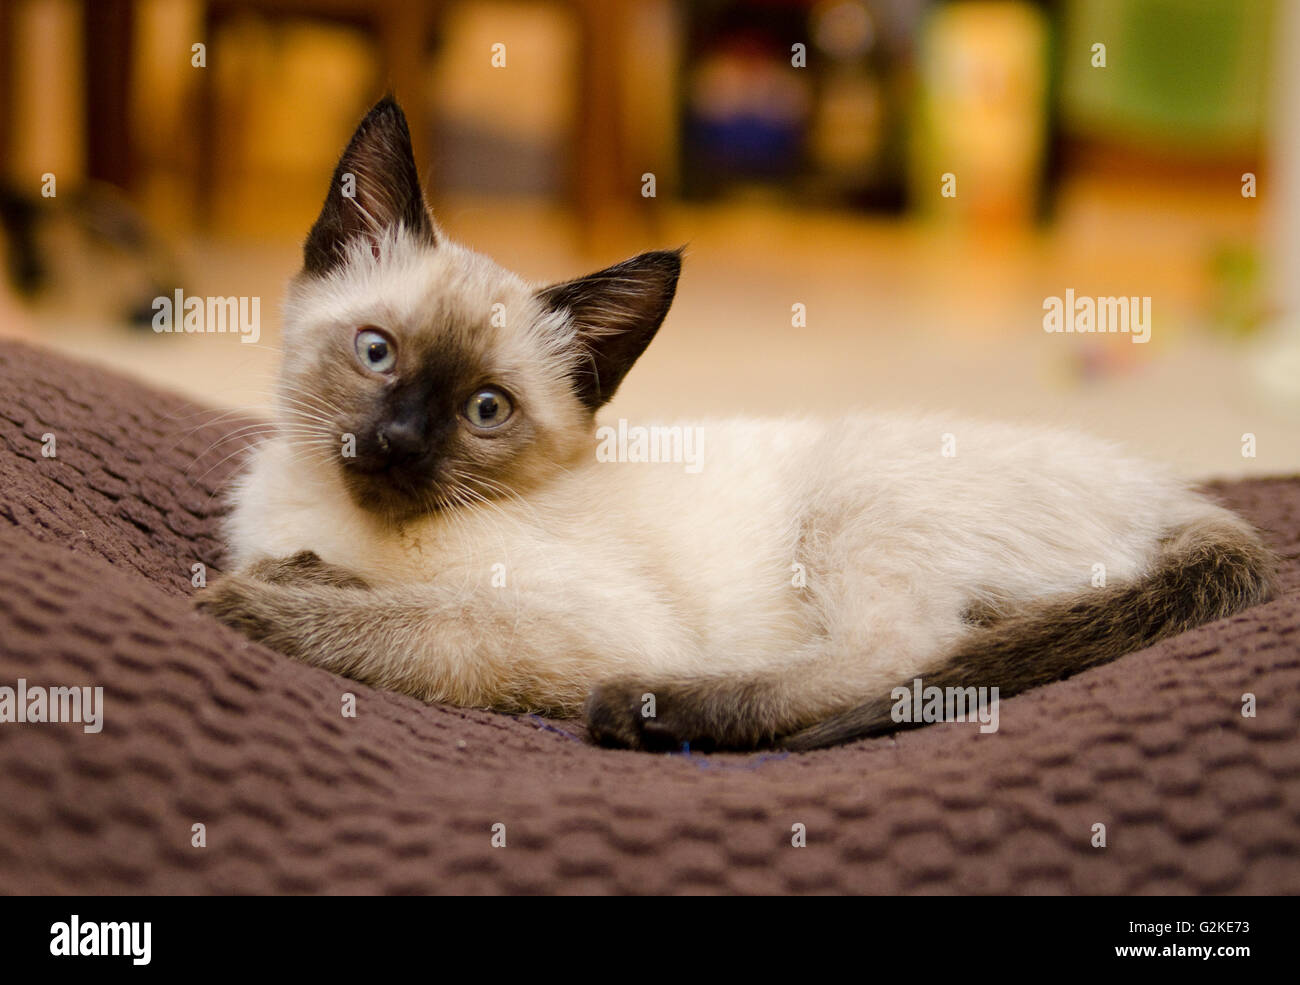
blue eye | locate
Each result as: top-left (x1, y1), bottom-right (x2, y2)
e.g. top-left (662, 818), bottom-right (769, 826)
top-left (355, 328), bottom-right (396, 373)
top-left (464, 387), bottom-right (513, 429)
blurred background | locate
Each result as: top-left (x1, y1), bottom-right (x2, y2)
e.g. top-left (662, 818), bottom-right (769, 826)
top-left (0, 0), bottom-right (1297, 478)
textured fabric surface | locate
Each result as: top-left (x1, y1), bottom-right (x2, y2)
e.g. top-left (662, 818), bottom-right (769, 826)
top-left (0, 338), bottom-right (1298, 895)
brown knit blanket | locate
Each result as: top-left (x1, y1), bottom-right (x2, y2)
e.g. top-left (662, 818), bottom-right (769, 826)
top-left (1, 338), bottom-right (1297, 894)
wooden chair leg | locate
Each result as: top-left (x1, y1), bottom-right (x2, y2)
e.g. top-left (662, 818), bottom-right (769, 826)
top-left (194, 10), bottom-right (220, 228)
top-left (574, 0), bottom-right (648, 253)
top-left (0, 1), bottom-right (14, 183)
top-left (82, 0), bottom-right (135, 191)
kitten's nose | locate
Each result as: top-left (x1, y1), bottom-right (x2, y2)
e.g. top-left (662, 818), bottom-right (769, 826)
top-left (375, 420), bottom-right (425, 465)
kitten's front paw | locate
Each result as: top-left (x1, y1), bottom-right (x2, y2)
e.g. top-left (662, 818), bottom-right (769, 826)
top-left (246, 550), bottom-right (369, 589)
top-left (195, 575), bottom-right (279, 644)
top-left (585, 679), bottom-right (776, 752)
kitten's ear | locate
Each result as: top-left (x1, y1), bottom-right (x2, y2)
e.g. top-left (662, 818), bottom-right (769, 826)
top-left (302, 97), bottom-right (435, 276)
top-left (538, 248), bottom-right (683, 410)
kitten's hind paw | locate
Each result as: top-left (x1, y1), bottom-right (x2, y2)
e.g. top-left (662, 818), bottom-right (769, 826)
top-left (584, 681), bottom-right (659, 750)
top-left (584, 678), bottom-right (779, 753)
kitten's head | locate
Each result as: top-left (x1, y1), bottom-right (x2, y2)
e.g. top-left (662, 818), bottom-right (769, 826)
top-left (281, 98), bottom-right (681, 523)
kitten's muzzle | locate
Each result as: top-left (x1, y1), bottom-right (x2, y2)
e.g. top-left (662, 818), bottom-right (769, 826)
top-left (341, 418), bottom-right (435, 481)
top-left (373, 420), bottom-right (424, 463)
top-left (339, 424), bottom-right (442, 519)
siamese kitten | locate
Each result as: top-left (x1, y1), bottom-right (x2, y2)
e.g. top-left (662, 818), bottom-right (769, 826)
top-left (198, 99), bottom-right (1276, 751)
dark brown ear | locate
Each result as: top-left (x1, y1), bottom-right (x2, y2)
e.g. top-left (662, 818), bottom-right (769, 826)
top-left (538, 249), bottom-right (683, 410)
top-left (303, 97), bottom-right (435, 277)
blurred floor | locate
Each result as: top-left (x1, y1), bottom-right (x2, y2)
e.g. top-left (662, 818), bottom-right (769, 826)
top-left (2, 188), bottom-right (1295, 482)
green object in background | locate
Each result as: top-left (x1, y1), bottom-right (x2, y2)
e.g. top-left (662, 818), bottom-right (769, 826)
top-left (1061, 0), bottom-right (1275, 152)
top-left (1208, 242), bottom-right (1269, 340)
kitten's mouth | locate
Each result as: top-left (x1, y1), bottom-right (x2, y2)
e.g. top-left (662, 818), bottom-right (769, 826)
top-left (338, 456), bottom-right (444, 521)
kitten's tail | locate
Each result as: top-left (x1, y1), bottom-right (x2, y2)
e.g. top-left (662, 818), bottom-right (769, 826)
top-left (780, 513), bottom-right (1278, 752)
